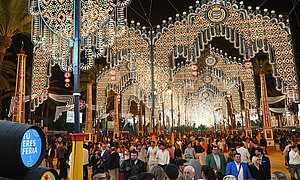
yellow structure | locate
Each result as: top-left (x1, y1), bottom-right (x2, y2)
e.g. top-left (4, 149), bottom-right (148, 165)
top-left (70, 134), bottom-right (86, 180)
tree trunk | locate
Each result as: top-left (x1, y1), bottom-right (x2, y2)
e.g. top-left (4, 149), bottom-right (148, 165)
top-left (0, 36), bottom-right (12, 72)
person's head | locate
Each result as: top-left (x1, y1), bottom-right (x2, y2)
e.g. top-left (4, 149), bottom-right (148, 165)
top-left (111, 146), bottom-right (116, 152)
top-left (255, 148), bottom-right (264, 156)
top-left (93, 169), bottom-right (110, 180)
top-left (252, 156), bottom-right (261, 165)
top-left (290, 145), bottom-right (298, 152)
top-left (131, 151), bottom-right (138, 160)
top-left (212, 146), bottom-right (220, 155)
top-left (101, 144), bottom-right (106, 150)
top-left (187, 143), bottom-right (192, 148)
top-left (150, 141), bottom-right (155, 147)
top-left (183, 166), bottom-right (195, 180)
top-left (137, 144), bottom-right (142, 150)
top-left (223, 175), bottom-right (237, 180)
top-left (176, 159), bottom-right (188, 171)
top-left (271, 171), bottom-right (288, 180)
top-left (160, 144), bottom-right (165, 150)
top-left (201, 165), bottom-right (216, 180)
top-left (165, 164), bottom-right (179, 180)
top-left (184, 154), bottom-right (193, 162)
top-left (233, 153), bottom-right (241, 164)
top-left (137, 172), bottom-right (155, 180)
top-left (150, 166), bottom-right (165, 180)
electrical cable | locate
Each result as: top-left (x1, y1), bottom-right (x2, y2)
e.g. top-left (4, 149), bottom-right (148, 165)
top-left (166, 0), bottom-right (184, 19)
top-left (128, 5), bottom-right (151, 25)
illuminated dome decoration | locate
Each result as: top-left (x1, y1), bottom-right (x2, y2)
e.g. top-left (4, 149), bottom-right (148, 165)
top-left (38, 0), bottom-right (117, 39)
top-left (205, 5), bottom-right (228, 23)
top-left (203, 75), bottom-right (213, 84)
top-left (204, 55), bottom-right (218, 67)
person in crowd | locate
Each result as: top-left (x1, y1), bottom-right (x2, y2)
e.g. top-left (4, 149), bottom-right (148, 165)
top-left (201, 165), bottom-right (217, 180)
top-left (207, 140), bottom-right (214, 155)
top-left (83, 144), bottom-right (90, 180)
top-left (260, 137), bottom-right (268, 155)
top-left (148, 141), bottom-right (158, 170)
top-left (199, 139), bottom-right (207, 165)
top-left (255, 148), bottom-right (271, 179)
top-left (165, 164), bottom-right (179, 180)
top-left (91, 148), bottom-right (104, 177)
top-left (249, 142), bottom-right (259, 161)
top-left (92, 169), bottom-right (110, 180)
top-left (177, 159), bottom-right (188, 180)
top-left (137, 144), bottom-right (147, 163)
top-left (225, 153), bottom-right (252, 180)
top-left (150, 166), bottom-right (165, 180)
top-left (206, 146), bottom-right (226, 180)
top-left (101, 144), bottom-right (111, 170)
top-left (271, 171), bottom-right (288, 180)
top-left (48, 144), bottom-right (56, 169)
top-left (167, 144), bottom-right (175, 164)
top-left (120, 150), bottom-right (147, 180)
top-left (195, 140), bottom-right (205, 161)
top-left (137, 172), bottom-right (156, 180)
top-left (185, 154), bottom-right (201, 180)
top-left (248, 156), bottom-right (269, 180)
top-left (218, 138), bottom-right (225, 153)
top-left (174, 143), bottom-right (183, 162)
top-left (236, 143), bottom-right (250, 164)
top-left (288, 145), bottom-right (300, 180)
top-left (183, 166), bottom-right (196, 180)
top-left (59, 143), bottom-right (68, 180)
top-left (185, 143), bottom-right (196, 159)
top-left (108, 146), bottom-right (120, 180)
top-left (156, 143), bottom-right (170, 170)
top-left (223, 175), bottom-right (237, 180)
top-left (226, 148), bottom-right (237, 164)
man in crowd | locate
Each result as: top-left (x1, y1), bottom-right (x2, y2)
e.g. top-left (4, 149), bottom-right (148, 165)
top-left (177, 159), bottom-right (188, 180)
top-left (236, 142), bottom-right (250, 164)
top-left (183, 166), bottom-right (196, 180)
top-left (250, 141), bottom-right (259, 161)
top-left (108, 146), bottom-right (120, 180)
top-left (120, 151), bottom-right (147, 180)
top-left (156, 143), bottom-right (170, 170)
top-left (165, 164), bottom-right (179, 180)
top-left (101, 144), bottom-right (110, 170)
top-left (83, 144), bottom-right (90, 180)
top-left (206, 146), bottom-right (226, 180)
top-left (255, 148), bottom-right (271, 179)
top-left (185, 154), bottom-right (201, 180)
top-left (288, 145), bottom-right (300, 180)
top-left (148, 141), bottom-right (158, 170)
top-left (225, 153), bottom-right (252, 180)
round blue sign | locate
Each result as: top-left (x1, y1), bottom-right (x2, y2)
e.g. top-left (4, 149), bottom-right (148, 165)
top-left (20, 129), bottom-right (42, 167)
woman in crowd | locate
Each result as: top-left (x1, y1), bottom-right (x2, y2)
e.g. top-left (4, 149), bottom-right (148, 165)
top-left (201, 165), bottom-right (216, 180)
top-left (174, 143), bottom-right (183, 161)
top-left (248, 156), bottom-right (269, 180)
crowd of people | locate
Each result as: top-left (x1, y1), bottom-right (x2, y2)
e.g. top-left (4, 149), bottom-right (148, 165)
top-left (42, 130), bottom-right (299, 180)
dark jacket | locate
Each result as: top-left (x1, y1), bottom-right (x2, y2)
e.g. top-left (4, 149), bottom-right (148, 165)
top-left (248, 164), bottom-right (269, 180)
top-left (120, 159), bottom-right (147, 180)
top-left (101, 149), bottom-right (111, 168)
top-left (261, 156), bottom-right (271, 179)
top-left (108, 152), bottom-right (120, 170)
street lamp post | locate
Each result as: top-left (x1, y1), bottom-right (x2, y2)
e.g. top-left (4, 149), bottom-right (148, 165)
top-left (167, 88), bottom-right (173, 130)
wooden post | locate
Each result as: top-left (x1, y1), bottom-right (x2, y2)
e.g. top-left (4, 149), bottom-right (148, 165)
top-left (114, 94), bottom-right (120, 139)
top-left (245, 104), bottom-right (252, 137)
top-left (260, 72), bottom-right (274, 146)
top-left (85, 82), bottom-right (93, 141)
top-left (12, 49), bottom-right (26, 123)
top-left (138, 103), bottom-right (143, 136)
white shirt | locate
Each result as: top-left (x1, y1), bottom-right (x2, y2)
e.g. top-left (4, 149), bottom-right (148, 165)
top-left (236, 147), bottom-right (250, 164)
top-left (289, 150), bottom-right (300, 165)
top-left (235, 162), bottom-right (244, 180)
top-left (156, 149), bottom-right (170, 165)
top-left (148, 146), bottom-right (158, 161)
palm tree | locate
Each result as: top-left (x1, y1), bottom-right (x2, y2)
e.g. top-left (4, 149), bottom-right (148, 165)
top-left (0, 0), bottom-right (31, 71)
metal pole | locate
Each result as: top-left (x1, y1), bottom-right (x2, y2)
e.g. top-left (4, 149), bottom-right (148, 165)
top-left (73, 0), bottom-right (81, 133)
top-left (150, 27), bottom-right (155, 133)
top-left (171, 91), bottom-right (174, 130)
top-left (177, 93), bottom-right (180, 127)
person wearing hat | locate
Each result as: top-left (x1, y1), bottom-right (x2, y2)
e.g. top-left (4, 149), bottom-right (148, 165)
top-left (185, 154), bottom-right (201, 180)
top-left (206, 146), bottom-right (226, 180)
top-left (177, 159), bottom-right (188, 180)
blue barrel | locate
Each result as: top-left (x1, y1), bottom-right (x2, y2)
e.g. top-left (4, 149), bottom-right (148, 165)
top-left (0, 120), bottom-right (46, 175)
